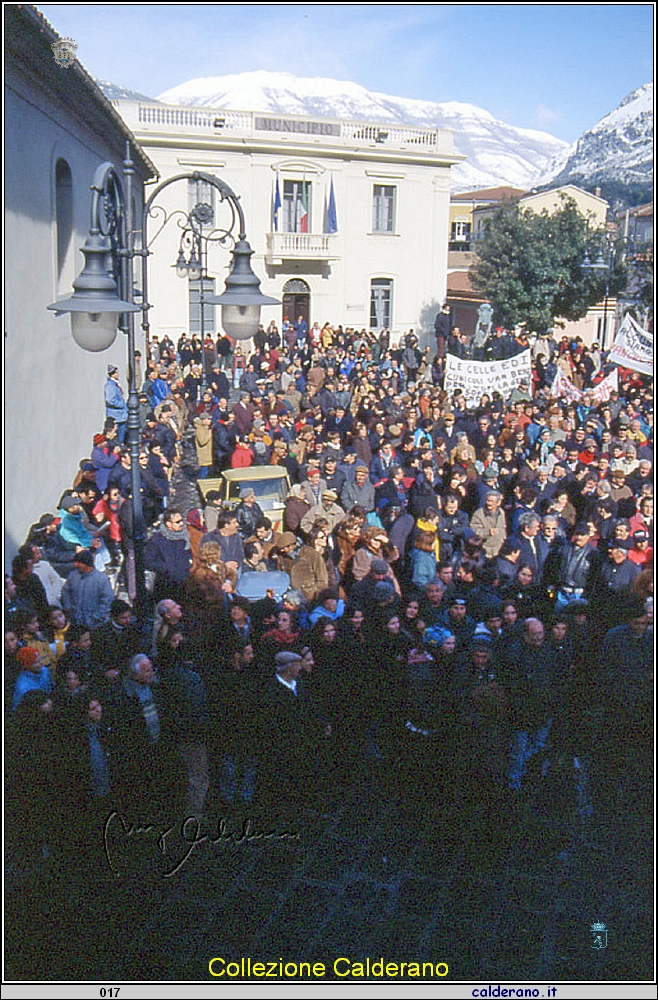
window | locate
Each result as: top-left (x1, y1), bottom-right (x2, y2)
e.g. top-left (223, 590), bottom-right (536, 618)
top-left (372, 185), bottom-right (396, 233)
top-left (189, 277), bottom-right (216, 335)
top-left (188, 178), bottom-right (215, 226)
top-left (283, 180), bottom-right (311, 233)
top-left (370, 278), bottom-right (393, 329)
top-left (451, 221), bottom-right (471, 243)
top-left (55, 158), bottom-right (73, 286)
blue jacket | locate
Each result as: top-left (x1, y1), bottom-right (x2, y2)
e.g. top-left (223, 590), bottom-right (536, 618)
top-left (409, 548), bottom-right (437, 590)
top-left (105, 377), bottom-right (128, 423)
top-left (61, 568), bottom-right (114, 629)
top-left (144, 531), bottom-right (193, 585)
top-left (12, 667), bottom-right (54, 711)
top-left (59, 510), bottom-right (93, 548)
top-left (92, 444), bottom-right (119, 492)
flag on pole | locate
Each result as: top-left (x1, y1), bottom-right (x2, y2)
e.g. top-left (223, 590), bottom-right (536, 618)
top-left (272, 175), bottom-right (281, 232)
top-left (325, 176), bottom-right (338, 234)
top-left (299, 181), bottom-right (308, 233)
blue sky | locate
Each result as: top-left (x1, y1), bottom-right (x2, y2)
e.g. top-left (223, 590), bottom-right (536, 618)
top-left (38, 3), bottom-right (653, 142)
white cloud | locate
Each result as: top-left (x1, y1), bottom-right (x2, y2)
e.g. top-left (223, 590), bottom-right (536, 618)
top-left (532, 103), bottom-right (562, 128)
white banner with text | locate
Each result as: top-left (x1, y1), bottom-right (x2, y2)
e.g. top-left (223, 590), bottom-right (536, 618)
top-left (444, 350), bottom-right (532, 405)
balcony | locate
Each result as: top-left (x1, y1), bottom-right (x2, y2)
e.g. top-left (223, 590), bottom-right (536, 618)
top-left (112, 101), bottom-right (460, 162)
top-left (265, 232), bottom-right (339, 265)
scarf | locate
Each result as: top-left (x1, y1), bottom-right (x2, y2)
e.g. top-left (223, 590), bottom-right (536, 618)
top-left (161, 523), bottom-right (191, 549)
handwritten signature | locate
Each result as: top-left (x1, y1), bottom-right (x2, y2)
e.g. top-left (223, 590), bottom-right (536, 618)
top-left (102, 811), bottom-right (300, 878)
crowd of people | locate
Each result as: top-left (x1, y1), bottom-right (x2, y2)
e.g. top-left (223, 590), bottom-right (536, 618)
top-left (5, 314), bottom-right (653, 867)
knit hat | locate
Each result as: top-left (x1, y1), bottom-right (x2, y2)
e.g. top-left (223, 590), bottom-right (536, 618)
top-left (423, 625), bottom-right (454, 648)
top-left (372, 580), bottom-right (396, 603)
top-left (60, 496), bottom-right (81, 511)
top-left (371, 558), bottom-right (389, 574)
top-left (73, 550), bottom-right (94, 567)
top-left (16, 647), bottom-right (40, 668)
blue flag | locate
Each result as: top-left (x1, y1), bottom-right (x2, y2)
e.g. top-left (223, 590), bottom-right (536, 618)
top-left (273, 175), bottom-right (282, 232)
top-left (325, 177), bottom-right (338, 234)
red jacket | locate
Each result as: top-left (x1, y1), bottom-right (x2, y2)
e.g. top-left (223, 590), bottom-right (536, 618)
top-left (231, 445), bottom-right (254, 469)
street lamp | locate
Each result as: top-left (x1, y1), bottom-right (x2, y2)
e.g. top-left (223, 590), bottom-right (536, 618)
top-left (141, 171), bottom-right (279, 380)
top-left (581, 233), bottom-right (642, 351)
top-left (48, 147), bottom-right (147, 615)
top-left (49, 153), bottom-right (277, 617)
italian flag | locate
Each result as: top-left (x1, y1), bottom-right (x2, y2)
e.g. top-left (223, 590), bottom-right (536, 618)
top-left (299, 184), bottom-right (308, 233)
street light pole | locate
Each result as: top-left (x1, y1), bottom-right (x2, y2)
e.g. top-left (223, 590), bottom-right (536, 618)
top-left (121, 146), bottom-right (147, 616)
top-left (50, 161), bottom-right (279, 617)
top-left (48, 143), bottom-right (148, 617)
top-left (141, 171), bottom-right (279, 390)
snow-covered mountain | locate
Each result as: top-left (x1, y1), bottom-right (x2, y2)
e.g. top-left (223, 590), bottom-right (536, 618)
top-left (155, 71), bottom-right (567, 192)
top-left (96, 79), bottom-right (157, 103)
top-left (536, 83), bottom-right (653, 199)
top-left (97, 72), bottom-right (653, 200)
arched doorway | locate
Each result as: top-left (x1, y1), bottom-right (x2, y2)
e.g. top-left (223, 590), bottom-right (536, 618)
top-left (282, 278), bottom-right (310, 329)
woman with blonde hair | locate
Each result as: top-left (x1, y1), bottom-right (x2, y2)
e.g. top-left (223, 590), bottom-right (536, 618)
top-left (334, 515), bottom-right (363, 596)
top-left (186, 541), bottom-right (236, 613)
top-left (290, 525), bottom-right (331, 603)
top-left (351, 526), bottom-right (401, 594)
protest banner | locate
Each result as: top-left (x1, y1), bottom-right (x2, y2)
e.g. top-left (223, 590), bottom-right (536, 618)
top-left (444, 350), bottom-right (532, 406)
top-left (550, 370), bottom-right (583, 401)
top-left (608, 314), bottom-right (653, 376)
top-left (550, 367), bottom-right (619, 403)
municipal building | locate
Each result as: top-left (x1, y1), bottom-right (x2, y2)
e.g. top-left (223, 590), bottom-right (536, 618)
top-left (113, 98), bottom-right (464, 347)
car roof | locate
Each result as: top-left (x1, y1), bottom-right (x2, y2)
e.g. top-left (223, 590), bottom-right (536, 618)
top-left (221, 465), bottom-right (289, 482)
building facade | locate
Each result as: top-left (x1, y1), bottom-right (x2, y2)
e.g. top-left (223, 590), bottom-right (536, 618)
top-left (113, 99), bottom-right (463, 348)
top-left (5, 6), bottom-right (155, 564)
top-left (446, 183), bottom-right (613, 343)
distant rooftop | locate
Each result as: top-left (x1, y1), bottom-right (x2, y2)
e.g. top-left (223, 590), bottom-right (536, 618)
top-left (452, 186), bottom-right (527, 202)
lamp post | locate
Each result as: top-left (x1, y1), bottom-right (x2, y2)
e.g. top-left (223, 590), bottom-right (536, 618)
top-left (581, 233), bottom-right (642, 350)
top-left (48, 146), bottom-right (148, 616)
top-left (173, 201), bottom-right (222, 392)
top-left (581, 240), bottom-right (614, 350)
top-left (141, 170), bottom-right (279, 378)
top-left (49, 151), bottom-right (278, 617)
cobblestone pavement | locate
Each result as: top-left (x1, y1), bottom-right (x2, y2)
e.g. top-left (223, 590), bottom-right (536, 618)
top-left (5, 751), bottom-right (653, 983)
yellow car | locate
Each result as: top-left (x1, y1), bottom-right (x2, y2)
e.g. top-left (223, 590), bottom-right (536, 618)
top-left (197, 465), bottom-right (292, 533)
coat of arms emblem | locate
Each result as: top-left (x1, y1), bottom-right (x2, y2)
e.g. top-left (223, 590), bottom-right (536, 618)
top-left (51, 38), bottom-right (78, 68)
top-left (590, 921), bottom-right (608, 950)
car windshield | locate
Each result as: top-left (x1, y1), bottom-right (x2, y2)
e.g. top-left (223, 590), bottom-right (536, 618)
top-left (226, 476), bottom-right (288, 503)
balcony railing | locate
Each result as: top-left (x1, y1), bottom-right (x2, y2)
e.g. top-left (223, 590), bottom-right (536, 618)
top-left (112, 101), bottom-right (456, 156)
top-left (266, 232), bottom-right (338, 261)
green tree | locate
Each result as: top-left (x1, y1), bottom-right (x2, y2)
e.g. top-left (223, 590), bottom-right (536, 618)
top-left (471, 195), bottom-right (623, 332)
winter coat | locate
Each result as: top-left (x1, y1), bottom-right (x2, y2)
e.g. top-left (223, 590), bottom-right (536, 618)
top-left (194, 418), bottom-right (213, 466)
top-left (144, 530), bottom-right (193, 591)
top-left (61, 568), bottom-right (114, 629)
top-left (470, 507), bottom-right (507, 560)
top-left (290, 546), bottom-right (329, 602)
top-left (105, 377), bottom-right (128, 423)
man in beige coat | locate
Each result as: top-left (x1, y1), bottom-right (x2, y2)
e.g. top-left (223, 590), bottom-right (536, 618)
top-left (194, 413), bottom-right (213, 478)
top-left (470, 490), bottom-right (507, 560)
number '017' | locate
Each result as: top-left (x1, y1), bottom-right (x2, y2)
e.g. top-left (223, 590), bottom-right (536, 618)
top-left (100, 990), bottom-right (120, 997)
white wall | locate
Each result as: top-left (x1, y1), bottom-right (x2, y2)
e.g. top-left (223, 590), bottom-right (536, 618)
top-left (4, 71), bottom-right (145, 565)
